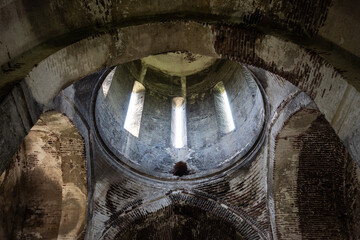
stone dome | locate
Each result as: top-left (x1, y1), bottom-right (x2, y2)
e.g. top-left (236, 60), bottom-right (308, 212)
top-left (94, 52), bottom-right (266, 180)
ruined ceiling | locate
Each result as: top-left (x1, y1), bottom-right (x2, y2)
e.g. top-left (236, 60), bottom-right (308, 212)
top-left (0, 0), bottom-right (360, 239)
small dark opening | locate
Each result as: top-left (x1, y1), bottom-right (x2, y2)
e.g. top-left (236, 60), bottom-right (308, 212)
top-left (173, 161), bottom-right (189, 177)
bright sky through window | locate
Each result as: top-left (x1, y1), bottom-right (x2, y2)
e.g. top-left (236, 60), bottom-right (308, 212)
top-left (213, 81), bottom-right (236, 134)
top-left (124, 81), bottom-right (146, 137)
top-left (102, 67), bottom-right (116, 97)
top-left (171, 97), bottom-right (187, 148)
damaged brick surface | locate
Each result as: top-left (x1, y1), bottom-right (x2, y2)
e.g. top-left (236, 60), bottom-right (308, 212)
top-left (0, 111), bottom-right (87, 240)
top-left (273, 109), bottom-right (360, 239)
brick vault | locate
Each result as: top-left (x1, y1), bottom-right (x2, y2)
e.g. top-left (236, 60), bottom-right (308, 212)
top-left (0, 0), bottom-right (360, 239)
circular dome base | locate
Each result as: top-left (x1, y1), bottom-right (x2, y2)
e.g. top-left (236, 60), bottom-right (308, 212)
top-left (93, 54), bottom-right (267, 181)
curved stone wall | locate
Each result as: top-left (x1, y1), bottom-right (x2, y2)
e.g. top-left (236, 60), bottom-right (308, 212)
top-left (1, 0), bottom-right (359, 97)
top-left (46, 62), bottom-right (360, 239)
top-left (94, 59), bottom-right (265, 179)
top-left (2, 20), bottom-right (360, 175)
top-left (273, 108), bottom-right (360, 239)
top-left (1, 1), bottom-right (360, 239)
top-left (117, 204), bottom-right (245, 240)
top-left (0, 111), bottom-right (87, 240)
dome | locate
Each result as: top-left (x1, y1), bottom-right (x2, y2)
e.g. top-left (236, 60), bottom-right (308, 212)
top-left (94, 52), bottom-right (266, 180)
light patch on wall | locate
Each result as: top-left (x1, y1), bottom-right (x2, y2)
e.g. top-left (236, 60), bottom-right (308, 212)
top-left (102, 67), bottom-right (116, 97)
top-left (124, 81), bottom-right (146, 137)
top-left (142, 52), bottom-right (216, 77)
top-left (171, 97), bottom-right (187, 148)
top-left (213, 81), bottom-right (236, 134)
top-left (0, 170), bottom-right (5, 186)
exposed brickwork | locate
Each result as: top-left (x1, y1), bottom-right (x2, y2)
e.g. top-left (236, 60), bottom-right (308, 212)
top-left (273, 109), bottom-right (320, 239)
top-left (195, 148), bottom-right (269, 234)
top-left (50, 49), bottom-right (359, 239)
top-left (0, 1), bottom-right (359, 239)
top-left (272, 102), bottom-right (360, 240)
top-left (240, 0), bottom-right (332, 36)
top-left (344, 153), bottom-right (360, 240)
top-left (117, 204), bottom-right (244, 240)
top-left (0, 112), bottom-right (87, 239)
top-left (89, 138), bottom-right (267, 239)
top-left (101, 190), bottom-right (263, 239)
top-left (296, 114), bottom-right (348, 239)
top-left (270, 0), bottom-right (332, 36)
top-left (212, 24), bottom-right (339, 101)
top-left (213, 25), bottom-right (262, 64)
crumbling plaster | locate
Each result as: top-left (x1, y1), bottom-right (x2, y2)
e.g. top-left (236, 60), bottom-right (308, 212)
top-left (1, 20), bottom-right (359, 174)
top-left (1, 0), bottom-right (360, 92)
top-left (0, 111), bottom-right (87, 239)
top-left (1, 0), bottom-right (360, 239)
top-left (44, 61), bottom-right (359, 239)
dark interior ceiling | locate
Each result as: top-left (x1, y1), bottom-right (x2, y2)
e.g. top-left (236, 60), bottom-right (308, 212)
top-left (0, 0), bottom-right (360, 239)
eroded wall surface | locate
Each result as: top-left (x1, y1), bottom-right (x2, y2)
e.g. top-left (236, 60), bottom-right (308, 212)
top-left (0, 111), bottom-right (87, 240)
top-left (273, 108), bottom-right (360, 240)
top-left (47, 63), bottom-right (360, 239)
top-left (1, 61), bottom-right (359, 239)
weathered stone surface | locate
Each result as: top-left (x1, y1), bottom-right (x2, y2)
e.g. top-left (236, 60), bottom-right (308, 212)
top-left (0, 1), bottom-right (359, 239)
top-left (0, 5), bottom-right (359, 235)
top-left (42, 61), bottom-right (358, 239)
top-left (2, 0), bottom-right (358, 95)
top-left (2, 18), bottom-right (358, 170)
top-left (0, 80), bottom-right (42, 175)
top-left (2, 14), bottom-right (359, 169)
top-left (271, 103), bottom-right (360, 240)
top-left (94, 59), bottom-right (265, 179)
top-left (273, 109), bottom-right (320, 239)
top-left (117, 204), bottom-right (246, 240)
top-left (0, 111), bottom-right (87, 239)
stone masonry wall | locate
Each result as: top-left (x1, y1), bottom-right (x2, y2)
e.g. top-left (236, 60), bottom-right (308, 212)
top-left (274, 109), bottom-right (360, 239)
top-left (0, 111), bottom-right (87, 240)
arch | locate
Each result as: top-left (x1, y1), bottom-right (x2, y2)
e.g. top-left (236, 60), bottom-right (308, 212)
top-left (0, 110), bottom-right (88, 239)
top-left (1, 0), bottom-right (360, 95)
top-left (269, 102), bottom-right (360, 239)
top-left (1, 20), bottom-right (359, 176)
top-left (49, 61), bottom-right (360, 239)
top-left (100, 190), bottom-right (267, 239)
top-left (1, 2), bottom-right (360, 239)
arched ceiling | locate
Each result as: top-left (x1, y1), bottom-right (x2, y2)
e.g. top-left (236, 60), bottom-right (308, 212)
top-left (0, 0), bottom-right (359, 173)
top-left (1, 2), bottom-right (360, 239)
top-left (2, 20), bottom-right (355, 167)
top-left (1, 0), bottom-right (360, 100)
